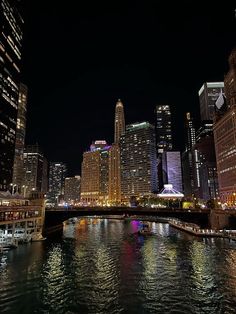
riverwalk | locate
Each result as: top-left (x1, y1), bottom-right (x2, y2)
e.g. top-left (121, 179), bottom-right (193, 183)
top-left (169, 219), bottom-right (236, 240)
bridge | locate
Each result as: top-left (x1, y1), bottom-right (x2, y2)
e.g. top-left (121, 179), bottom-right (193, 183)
top-left (44, 206), bottom-right (236, 235)
top-left (44, 206), bottom-right (208, 233)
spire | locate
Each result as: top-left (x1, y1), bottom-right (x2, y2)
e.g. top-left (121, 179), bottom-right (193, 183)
top-left (114, 99), bottom-right (125, 144)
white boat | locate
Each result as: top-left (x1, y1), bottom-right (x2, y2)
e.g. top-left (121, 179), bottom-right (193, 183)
top-left (67, 217), bottom-right (78, 224)
top-left (0, 236), bottom-right (18, 248)
top-left (138, 223), bottom-right (153, 236)
top-left (31, 232), bottom-right (46, 241)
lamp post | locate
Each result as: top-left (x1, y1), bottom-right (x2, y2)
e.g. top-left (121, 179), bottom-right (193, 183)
top-left (10, 183), bottom-right (13, 194)
top-left (22, 185), bottom-right (28, 198)
top-left (10, 183), bottom-right (17, 194)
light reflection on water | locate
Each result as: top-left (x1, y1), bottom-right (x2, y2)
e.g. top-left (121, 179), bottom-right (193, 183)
top-left (0, 217), bottom-right (236, 313)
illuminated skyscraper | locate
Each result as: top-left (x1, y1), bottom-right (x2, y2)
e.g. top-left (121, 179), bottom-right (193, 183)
top-left (198, 82), bottom-right (224, 121)
top-left (81, 141), bottom-right (110, 205)
top-left (48, 162), bottom-right (67, 205)
top-left (224, 48), bottom-right (236, 108)
top-left (120, 122), bottom-right (157, 201)
top-left (108, 100), bottom-right (125, 205)
top-left (114, 99), bottom-right (125, 144)
top-left (64, 176), bottom-right (81, 205)
top-left (191, 81), bottom-right (222, 200)
top-left (182, 112), bottom-right (196, 197)
top-left (155, 105), bottom-right (173, 191)
top-left (12, 83), bottom-right (27, 191)
top-left (162, 151), bottom-right (183, 193)
top-left (213, 48), bottom-right (236, 205)
top-left (22, 144), bottom-right (48, 197)
top-left (0, 0), bottom-right (24, 190)
top-left (155, 105), bottom-right (172, 153)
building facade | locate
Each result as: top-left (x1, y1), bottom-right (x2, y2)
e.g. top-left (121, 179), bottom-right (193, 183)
top-left (22, 144), bottom-right (48, 197)
top-left (114, 99), bottom-right (125, 144)
top-left (0, 191), bottom-right (46, 242)
top-left (213, 48), bottom-right (236, 205)
top-left (182, 112), bottom-right (196, 197)
top-left (192, 122), bottom-right (218, 200)
top-left (162, 151), bottom-right (183, 193)
top-left (47, 162), bottom-right (67, 205)
top-left (224, 48), bottom-right (236, 108)
top-left (198, 82), bottom-right (224, 121)
top-left (155, 105), bottom-right (172, 153)
top-left (0, 0), bottom-right (25, 190)
top-left (120, 122), bottom-right (157, 201)
top-left (214, 106), bottom-right (236, 205)
top-left (155, 105), bottom-right (173, 191)
top-left (81, 141), bottom-right (110, 205)
top-left (108, 100), bottom-right (125, 205)
top-left (64, 175), bottom-right (81, 205)
top-left (12, 83), bottom-right (27, 190)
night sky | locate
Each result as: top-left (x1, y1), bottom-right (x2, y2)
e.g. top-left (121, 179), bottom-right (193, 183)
top-left (21, 1), bottom-right (236, 175)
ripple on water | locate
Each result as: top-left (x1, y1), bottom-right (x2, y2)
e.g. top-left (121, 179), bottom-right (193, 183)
top-left (1, 219), bottom-right (236, 313)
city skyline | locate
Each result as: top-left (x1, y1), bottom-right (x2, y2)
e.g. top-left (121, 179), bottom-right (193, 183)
top-left (21, 1), bottom-right (236, 174)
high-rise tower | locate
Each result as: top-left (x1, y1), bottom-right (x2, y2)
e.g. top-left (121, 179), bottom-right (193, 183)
top-left (120, 122), bottom-right (157, 200)
top-left (155, 105), bottom-right (172, 153)
top-left (213, 48), bottom-right (236, 205)
top-left (198, 82), bottom-right (224, 121)
top-left (81, 141), bottom-right (110, 206)
top-left (48, 162), bottom-right (67, 205)
top-left (22, 144), bottom-right (48, 197)
top-left (108, 99), bottom-right (125, 205)
top-left (0, 0), bottom-right (24, 190)
top-left (155, 105), bottom-right (173, 191)
top-left (182, 112), bottom-right (196, 197)
top-left (224, 48), bottom-right (236, 107)
top-left (12, 83), bottom-right (28, 191)
top-left (114, 99), bottom-right (125, 144)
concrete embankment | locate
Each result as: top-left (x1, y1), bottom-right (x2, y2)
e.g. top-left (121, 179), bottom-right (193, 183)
top-left (169, 220), bottom-right (236, 240)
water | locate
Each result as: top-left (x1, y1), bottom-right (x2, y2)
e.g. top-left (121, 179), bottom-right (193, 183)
top-left (1, 217), bottom-right (236, 313)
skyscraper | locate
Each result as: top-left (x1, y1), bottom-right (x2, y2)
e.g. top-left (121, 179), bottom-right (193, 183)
top-left (213, 48), bottom-right (236, 205)
top-left (184, 112), bottom-right (196, 151)
top-left (190, 81), bottom-right (222, 201)
top-left (22, 144), bottom-right (48, 197)
top-left (81, 141), bottom-right (110, 206)
top-left (192, 121), bottom-right (218, 200)
top-left (64, 175), bottom-right (81, 205)
top-left (198, 82), bottom-right (224, 121)
top-left (48, 162), bottom-right (67, 205)
top-left (155, 105), bottom-right (173, 191)
top-left (155, 105), bottom-right (172, 153)
top-left (114, 99), bottom-right (125, 144)
top-left (12, 83), bottom-right (27, 191)
top-left (162, 151), bottom-right (183, 193)
top-left (224, 48), bottom-right (236, 108)
top-left (81, 149), bottom-right (100, 205)
top-left (182, 112), bottom-right (196, 197)
top-left (108, 100), bottom-right (125, 205)
top-left (120, 122), bottom-right (157, 201)
top-left (0, 0), bottom-right (24, 190)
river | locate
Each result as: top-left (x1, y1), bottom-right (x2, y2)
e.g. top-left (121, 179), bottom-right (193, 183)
top-left (1, 217), bottom-right (236, 313)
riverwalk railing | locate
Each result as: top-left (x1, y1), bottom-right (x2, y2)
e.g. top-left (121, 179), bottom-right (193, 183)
top-left (169, 218), bottom-right (236, 240)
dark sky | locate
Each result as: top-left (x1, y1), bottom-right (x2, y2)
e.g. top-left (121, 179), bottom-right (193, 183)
top-left (21, 1), bottom-right (236, 175)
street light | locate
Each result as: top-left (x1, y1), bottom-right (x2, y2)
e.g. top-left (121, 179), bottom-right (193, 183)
top-left (10, 183), bottom-right (17, 194)
top-left (22, 185), bottom-right (28, 198)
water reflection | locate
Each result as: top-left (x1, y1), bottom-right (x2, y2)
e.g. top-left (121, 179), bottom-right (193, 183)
top-left (0, 218), bottom-right (236, 313)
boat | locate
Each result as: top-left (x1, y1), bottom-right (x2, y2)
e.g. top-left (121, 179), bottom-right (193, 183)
top-left (0, 236), bottom-right (18, 248)
top-left (31, 232), bottom-right (46, 242)
top-left (138, 223), bottom-right (153, 236)
top-left (65, 217), bottom-right (78, 224)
